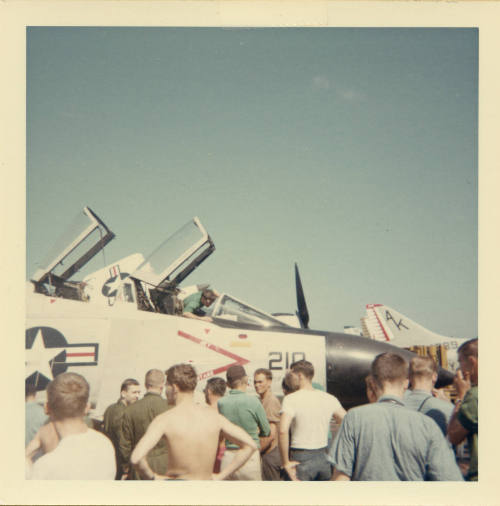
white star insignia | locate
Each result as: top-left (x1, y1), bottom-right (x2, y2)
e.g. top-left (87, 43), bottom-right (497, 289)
top-left (25, 328), bottom-right (60, 382)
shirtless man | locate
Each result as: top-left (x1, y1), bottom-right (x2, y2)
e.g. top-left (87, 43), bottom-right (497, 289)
top-left (25, 421), bottom-right (59, 467)
top-left (130, 364), bottom-right (257, 480)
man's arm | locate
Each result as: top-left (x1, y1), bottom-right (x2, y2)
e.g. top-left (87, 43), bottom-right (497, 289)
top-left (25, 431), bottom-right (42, 462)
top-left (118, 412), bottom-right (134, 470)
top-left (130, 415), bottom-right (167, 480)
top-left (447, 369), bottom-right (472, 446)
top-left (447, 402), bottom-right (469, 446)
top-left (333, 406), bottom-right (347, 424)
top-left (213, 415), bottom-right (257, 480)
top-left (331, 469), bottom-right (351, 481)
top-left (259, 422), bottom-right (277, 454)
top-left (278, 412), bottom-right (300, 481)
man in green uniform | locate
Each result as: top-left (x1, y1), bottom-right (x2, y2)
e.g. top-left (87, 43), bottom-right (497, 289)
top-left (102, 378), bottom-right (140, 479)
top-left (182, 288), bottom-right (217, 322)
top-left (448, 338), bottom-right (478, 481)
top-left (119, 369), bottom-right (169, 480)
top-left (218, 365), bottom-right (270, 480)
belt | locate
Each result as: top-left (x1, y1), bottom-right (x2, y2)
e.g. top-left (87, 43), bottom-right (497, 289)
top-left (290, 447), bottom-right (327, 452)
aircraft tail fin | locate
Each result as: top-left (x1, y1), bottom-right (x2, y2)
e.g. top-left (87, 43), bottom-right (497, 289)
top-left (295, 263), bottom-right (309, 329)
top-left (362, 304), bottom-right (449, 347)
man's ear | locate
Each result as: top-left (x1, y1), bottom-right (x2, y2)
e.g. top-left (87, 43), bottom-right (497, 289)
top-left (403, 378), bottom-right (409, 391)
top-left (431, 372), bottom-right (438, 385)
top-left (44, 402), bottom-right (50, 415)
top-left (84, 402), bottom-right (90, 415)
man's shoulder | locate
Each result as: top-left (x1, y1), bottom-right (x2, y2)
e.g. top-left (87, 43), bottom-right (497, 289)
top-left (426, 396), bottom-right (454, 413)
top-left (85, 428), bottom-right (115, 445)
top-left (104, 400), bottom-right (124, 416)
top-left (183, 291), bottom-right (202, 306)
top-left (463, 385), bottom-right (478, 402)
top-left (265, 393), bottom-right (281, 408)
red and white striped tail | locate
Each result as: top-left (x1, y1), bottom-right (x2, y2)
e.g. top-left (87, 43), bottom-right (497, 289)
top-left (362, 304), bottom-right (393, 341)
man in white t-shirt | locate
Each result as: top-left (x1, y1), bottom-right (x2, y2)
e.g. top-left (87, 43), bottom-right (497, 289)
top-left (279, 360), bottom-right (346, 481)
top-left (28, 372), bottom-right (116, 480)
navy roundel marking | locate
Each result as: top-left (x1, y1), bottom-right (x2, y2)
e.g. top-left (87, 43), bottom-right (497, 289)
top-left (101, 272), bottom-right (129, 297)
top-left (25, 326), bottom-right (68, 391)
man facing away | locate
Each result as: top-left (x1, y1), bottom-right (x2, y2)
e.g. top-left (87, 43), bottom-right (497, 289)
top-left (28, 372), bottom-right (115, 480)
top-left (182, 288), bottom-right (218, 322)
top-left (218, 365), bottom-right (270, 480)
top-left (447, 338), bottom-right (478, 481)
top-left (404, 355), bottom-right (454, 435)
top-left (254, 368), bottom-right (282, 481)
top-left (204, 377), bottom-right (228, 473)
top-left (102, 378), bottom-right (140, 479)
top-left (328, 352), bottom-right (463, 481)
top-left (204, 377), bottom-right (227, 408)
top-left (279, 360), bottom-right (346, 481)
top-left (131, 364), bottom-right (257, 480)
top-left (119, 369), bottom-right (169, 479)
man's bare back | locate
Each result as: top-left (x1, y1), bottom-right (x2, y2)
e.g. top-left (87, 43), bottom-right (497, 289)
top-left (131, 392), bottom-right (256, 480)
top-left (26, 421), bottom-right (60, 463)
top-left (157, 403), bottom-right (222, 479)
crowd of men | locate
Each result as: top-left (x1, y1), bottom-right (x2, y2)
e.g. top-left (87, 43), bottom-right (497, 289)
top-left (25, 337), bottom-right (478, 481)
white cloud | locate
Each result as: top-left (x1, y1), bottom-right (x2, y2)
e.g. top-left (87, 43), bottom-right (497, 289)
top-left (312, 76), bottom-right (365, 102)
top-left (338, 89), bottom-right (365, 101)
top-left (312, 75), bottom-right (331, 90)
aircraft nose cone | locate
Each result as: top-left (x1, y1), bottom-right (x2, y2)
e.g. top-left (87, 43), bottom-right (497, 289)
top-left (325, 332), bottom-right (455, 409)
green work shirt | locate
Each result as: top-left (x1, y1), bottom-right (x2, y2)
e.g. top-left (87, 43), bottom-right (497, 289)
top-left (218, 389), bottom-right (270, 450)
top-left (119, 392), bottom-right (169, 479)
top-left (457, 386), bottom-right (478, 481)
top-left (182, 291), bottom-right (203, 314)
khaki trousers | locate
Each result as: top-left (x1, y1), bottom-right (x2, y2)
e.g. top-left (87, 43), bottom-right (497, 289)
top-left (221, 448), bottom-right (262, 480)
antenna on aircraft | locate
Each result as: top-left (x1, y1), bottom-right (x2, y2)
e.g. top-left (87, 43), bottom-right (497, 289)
top-left (295, 263), bottom-right (310, 329)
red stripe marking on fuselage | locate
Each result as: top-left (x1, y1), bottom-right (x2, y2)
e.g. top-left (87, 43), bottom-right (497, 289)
top-left (177, 330), bottom-right (249, 380)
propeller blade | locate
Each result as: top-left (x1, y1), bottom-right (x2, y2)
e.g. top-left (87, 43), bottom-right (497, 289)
top-left (295, 263), bottom-right (310, 329)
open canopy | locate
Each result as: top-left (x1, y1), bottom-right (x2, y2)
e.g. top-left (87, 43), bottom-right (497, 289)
top-left (129, 216), bottom-right (215, 289)
top-left (32, 206), bottom-right (115, 285)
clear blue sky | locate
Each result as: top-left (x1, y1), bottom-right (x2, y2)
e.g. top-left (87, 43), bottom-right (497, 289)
top-left (26, 27), bottom-right (477, 338)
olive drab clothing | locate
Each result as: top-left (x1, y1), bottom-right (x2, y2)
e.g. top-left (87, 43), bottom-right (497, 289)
top-left (457, 386), bottom-right (478, 481)
top-left (119, 392), bottom-right (169, 480)
top-left (103, 399), bottom-right (127, 479)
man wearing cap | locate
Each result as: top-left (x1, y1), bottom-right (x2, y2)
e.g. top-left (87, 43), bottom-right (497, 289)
top-left (218, 365), bottom-right (270, 480)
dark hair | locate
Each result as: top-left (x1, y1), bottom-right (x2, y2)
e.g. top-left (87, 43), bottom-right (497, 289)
top-left (371, 353), bottom-right (408, 389)
top-left (25, 383), bottom-right (38, 399)
top-left (120, 378), bottom-right (140, 393)
top-left (282, 372), bottom-right (299, 395)
top-left (254, 368), bottom-right (272, 381)
top-left (290, 360), bottom-right (314, 379)
top-left (47, 372), bottom-right (89, 421)
top-left (166, 364), bottom-right (198, 392)
top-left (409, 356), bottom-right (437, 379)
top-left (205, 377), bottom-right (227, 397)
top-left (458, 338), bottom-right (478, 359)
top-left (145, 369), bottom-right (165, 389)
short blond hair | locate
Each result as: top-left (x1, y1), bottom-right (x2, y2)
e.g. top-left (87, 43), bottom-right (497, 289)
top-left (409, 356), bottom-right (437, 380)
top-left (47, 372), bottom-right (89, 421)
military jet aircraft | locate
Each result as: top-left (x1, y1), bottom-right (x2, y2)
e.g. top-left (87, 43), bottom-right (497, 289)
top-left (26, 207), bottom-right (454, 416)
